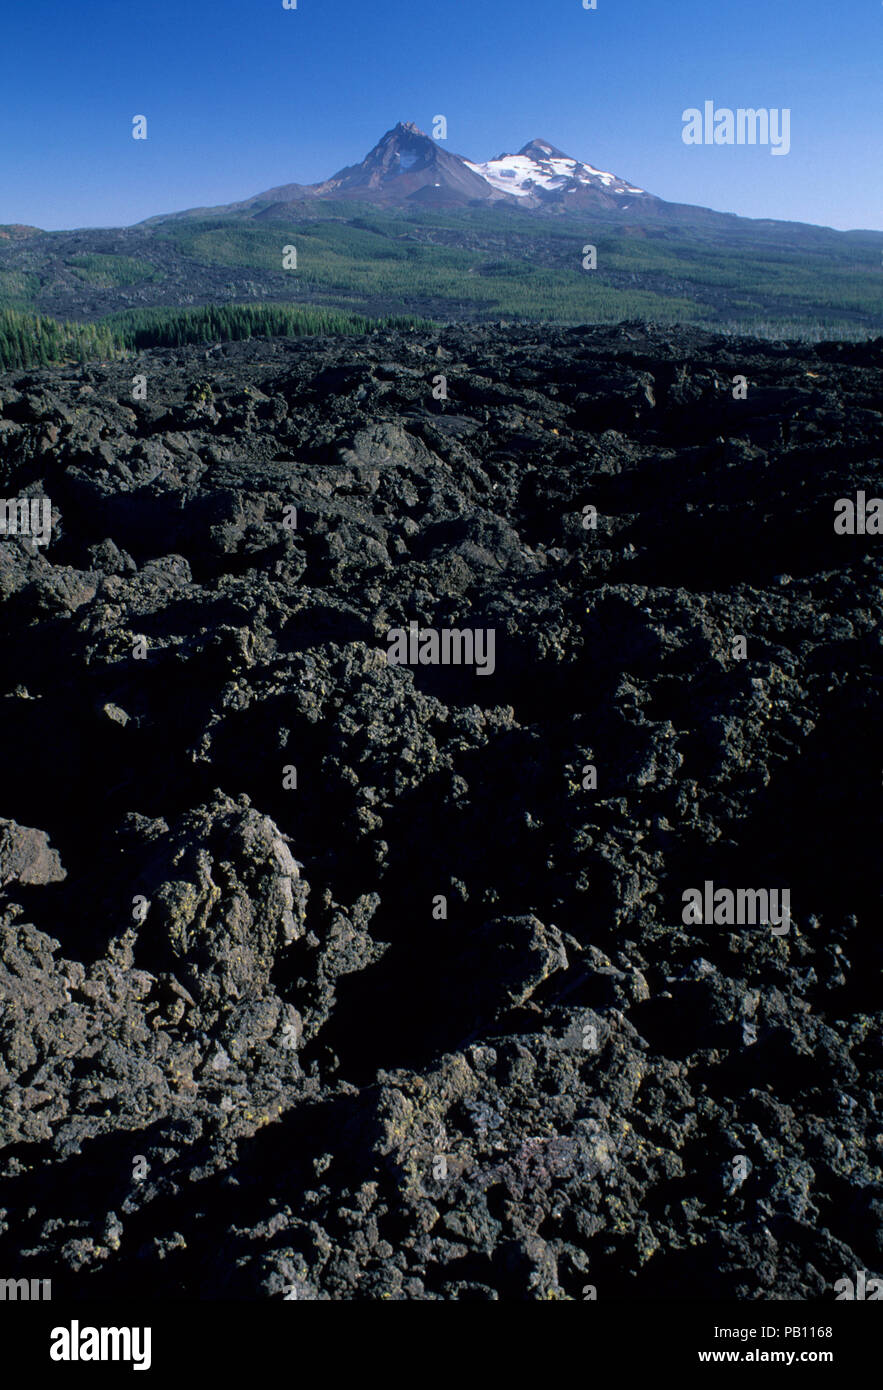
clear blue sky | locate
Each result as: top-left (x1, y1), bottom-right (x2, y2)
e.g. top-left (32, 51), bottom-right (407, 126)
top-left (1, 0), bottom-right (880, 231)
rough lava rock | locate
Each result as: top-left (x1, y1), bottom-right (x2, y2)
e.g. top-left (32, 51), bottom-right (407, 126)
top-left (0, 819), bottom-right (67, 888)
top-left (0, 323), bottom-right (881, 1300)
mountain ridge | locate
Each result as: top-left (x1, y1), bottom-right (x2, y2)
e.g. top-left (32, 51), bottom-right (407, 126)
top-left (139, 120), bottom-right (668, 224)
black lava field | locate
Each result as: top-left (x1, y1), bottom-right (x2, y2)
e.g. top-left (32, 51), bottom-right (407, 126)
top-left (0, 322), bottom-right (881, 1301)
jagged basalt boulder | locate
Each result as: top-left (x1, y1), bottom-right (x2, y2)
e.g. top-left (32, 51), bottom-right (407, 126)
top-left (0, 819), bottom-right (66, 889)
top-left (130, 793), bottom-right (308, 1023)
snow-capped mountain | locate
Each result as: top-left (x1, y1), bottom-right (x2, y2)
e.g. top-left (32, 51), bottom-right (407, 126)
top-left (465, 139), bottom-right (650, 209)
top-left (248, 126), bottom-right (656, 214)
top-left (145, 124), bottom-right (661, 222)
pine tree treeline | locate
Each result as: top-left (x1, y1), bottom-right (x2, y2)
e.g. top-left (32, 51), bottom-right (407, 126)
top-left (0, 303), bottom-right (429, 371)
top-left (107, 302), bottom-right (426, 348)
top-left (0, 308), bottom-right (119, 369)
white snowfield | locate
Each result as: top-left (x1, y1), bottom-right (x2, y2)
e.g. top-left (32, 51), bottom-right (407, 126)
top-left (465, 146), bottom-right (645, 198)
